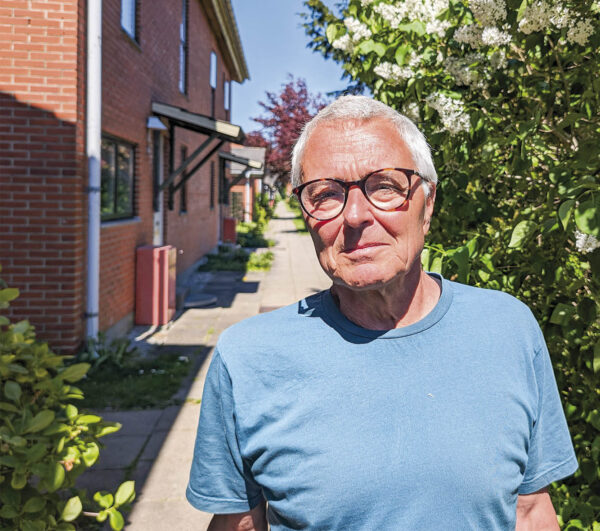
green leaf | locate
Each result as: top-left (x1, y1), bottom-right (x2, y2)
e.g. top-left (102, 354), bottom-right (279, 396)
top-left (97, 509), bottom-right (109, 522)
top-left (549, 303), bottom-right (575, 326)
top-left (58, 363), bottom-right (90, 383)
top-left (24, 410), bottom-right (55, 433)
top-left (47, 462), bottom-right (65, 492)
top-left (0, 401), bottom-right (19, 412)
top-left (114, 480), bottom-right (135, 507)
top-left (0, 504), bottom-right (19, 518)
top-left (82, 442), bottom-right (100, 467)
top-left (65, 404), bottom-right (78, 420)
top-left (0, 315), bottom-right (9, 325)
top-left (23, 496), bottom-right (46, 513)
top-left (373, 42), bottom-right (386, 57)
top-left (356, 39), bottom-right (375, 55)
top-left (11, 470), bottom-right (27, 489)
top-left (94, 491), bottom-right (114, 509)
top-left (20, 520), bottom-right (46, 531)
top-left (108, 507), bottom-right (125, 530)
top-left (61, 496), bottom-right (82, 522)
top-left (594, 340), bottom-right (600, 374)
top-left (558, 199), bottom-right (575, 230)
top-left (395, 44), bottom-right (409, 65)
top-left (4, 380), bottom-right (21, 402)
top-left (430, 255), bottom-right (443, 274)
top-left (325, 23), bottom-right (342, 44)
top-left (95, 422), bottom-right (122, 438)
top-left (0, 288), bottom-right (19, 302)
top-left (574, 199), bottom-right (600, 237)
top-left (78, 414), bottom-right (102, 425)
top-left (508, 221), bottom-right (537, 249)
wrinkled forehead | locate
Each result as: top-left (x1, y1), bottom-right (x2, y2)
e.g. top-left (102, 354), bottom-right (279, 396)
top-left (301, 117), bottom-right (413, 181)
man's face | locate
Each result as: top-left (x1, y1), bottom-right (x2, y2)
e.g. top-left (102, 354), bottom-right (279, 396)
top-left (300, 118), bottom-right (436, 291)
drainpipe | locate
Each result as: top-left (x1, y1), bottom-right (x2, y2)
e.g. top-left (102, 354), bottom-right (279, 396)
top-left (86, 0), bottom-right (102, 340)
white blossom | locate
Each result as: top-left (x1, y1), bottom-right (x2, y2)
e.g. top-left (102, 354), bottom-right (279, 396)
top-left (332, 33), bottom-right (354, 53)
top-left (469, 0), bottom-right (507, 26)
top-left (454, 25), bottom-right (483, 47)
top-left (344, 17), bottom-right (372, 42)
top-left (549, 4), bottom-right (573, 28)
top-left (444, 53), bottom-right (486, 88)
top-left (426, 92), bottom-right (471, 135)
top-left (374, 61), bottom-right (414, 84)
top-left (481, 26), bottom-right (512, 46)
top-left (427, 19), bottom-right (452, 38)
top-left (373, 3), bottom-right (406, 29)
top-left (402, 102), bottom-right (421, 123)
top-left (374, 0), bottom-right (448, 29)
top-left (360, 0), bottom-right (375, 6)
top-left (518, 2), bottom-right (551, 34)
top-left (490, 49), bottom-right (507, 69)
top-left (567, 19), bottom-right (594, 46)
top-left (575, 230), bottom-right (600, 254)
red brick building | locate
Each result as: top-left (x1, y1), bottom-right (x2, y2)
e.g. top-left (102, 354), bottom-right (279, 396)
top-left (0, 0), bottom-right (249, 352)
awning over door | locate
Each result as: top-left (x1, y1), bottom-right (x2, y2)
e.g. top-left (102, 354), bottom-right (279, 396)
top-left (151, 102), bottom-right (246, 209)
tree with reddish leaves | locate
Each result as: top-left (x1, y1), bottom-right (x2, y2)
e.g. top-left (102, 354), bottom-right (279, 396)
top-left (246, 76), bottom-right (327, 184)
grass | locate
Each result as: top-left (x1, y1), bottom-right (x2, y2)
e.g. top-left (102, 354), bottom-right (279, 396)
top-left (285, 197), bottom-right (308, 233)
top-left (77, 351), bottom-right (195, 410)
top-left (198, 247), bottom-right (274, 272)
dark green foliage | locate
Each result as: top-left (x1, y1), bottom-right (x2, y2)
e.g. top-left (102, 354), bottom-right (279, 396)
top-left (0, 271), bottom-right (135, 530)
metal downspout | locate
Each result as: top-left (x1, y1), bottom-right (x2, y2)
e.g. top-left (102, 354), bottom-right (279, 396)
top-left (86, 0), bottom-right (102, 339)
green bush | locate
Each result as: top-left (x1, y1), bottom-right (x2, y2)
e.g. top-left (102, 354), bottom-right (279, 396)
top-left (0, 274), bottom-right (135, 530)
top-left (198, 247), bottom-right (274, 272)
top-left (236, 221), bottom-right (274, 248)
top-left (77, 333), bottom-right (138, 376)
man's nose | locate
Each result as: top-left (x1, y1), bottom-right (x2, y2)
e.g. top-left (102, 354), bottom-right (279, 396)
top-left (342, 185), bottom-right (373, 227)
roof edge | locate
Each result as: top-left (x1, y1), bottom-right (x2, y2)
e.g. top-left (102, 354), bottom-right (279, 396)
top-left (203, 0), bottom-right (249, 83)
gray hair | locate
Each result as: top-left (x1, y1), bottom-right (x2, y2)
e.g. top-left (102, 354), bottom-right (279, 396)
top-left (290, 95), bottom-right (437, 193)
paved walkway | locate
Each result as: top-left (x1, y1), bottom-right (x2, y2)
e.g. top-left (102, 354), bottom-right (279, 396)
top-left (78, 202), bottom-right (330, 530)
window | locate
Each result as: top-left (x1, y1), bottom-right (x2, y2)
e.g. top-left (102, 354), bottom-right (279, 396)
top-left (210, 161), bottom-right (215, 209)
top-left (180, 146), bottom-right (187, 213)
top-left (179, 0), bottom-right (188, 94)
top-left (210, 51), bottom-right (217, 117)
top-left (223, 76), bottom-right (230, 111)
top-left (101, 136), bottom-right (135, 220)
top-left (121, 0), bottom-right (137, 39)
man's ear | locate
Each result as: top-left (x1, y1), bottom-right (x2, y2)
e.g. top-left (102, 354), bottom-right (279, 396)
top-left (423, 183), bottom-right (436, 234)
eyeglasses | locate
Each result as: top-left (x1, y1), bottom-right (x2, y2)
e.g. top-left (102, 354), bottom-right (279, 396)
top-left (292, 168), bottom-right (422, 221)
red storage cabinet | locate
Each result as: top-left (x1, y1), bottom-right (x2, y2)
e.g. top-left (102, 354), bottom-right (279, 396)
top-left (135, 245), bottom-right (176, 325)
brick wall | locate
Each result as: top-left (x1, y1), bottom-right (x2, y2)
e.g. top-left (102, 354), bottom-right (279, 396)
top-left (0, 0), bottom-right (86, 352)
top-left (100, 0), bottom-right (235, 331)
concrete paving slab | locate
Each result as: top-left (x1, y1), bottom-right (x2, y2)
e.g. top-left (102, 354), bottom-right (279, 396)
top-left (97, 409), bottom-right (162, 436)
top-left (95, 435), bottom-right (147, 469)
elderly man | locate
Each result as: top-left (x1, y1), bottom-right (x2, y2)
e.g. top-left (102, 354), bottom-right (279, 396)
top-left (186, 96), bottom-right (577, 530)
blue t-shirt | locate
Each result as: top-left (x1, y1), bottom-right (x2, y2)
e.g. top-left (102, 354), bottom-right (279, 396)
top-left (186, 275), bottom-right (577, 530)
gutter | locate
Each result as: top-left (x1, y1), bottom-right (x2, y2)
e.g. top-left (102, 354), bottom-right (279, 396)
top-left (86, 0), bottom-right (102, 340)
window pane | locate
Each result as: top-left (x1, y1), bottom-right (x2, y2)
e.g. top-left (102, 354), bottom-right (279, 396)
top-left (224, 79), bottom-right (230, 110)
top-left (179, 44), bottom-right (186, 93)
top-left (121, 0), bottom-right (136, 37)
top-left (210, 51), bottom-right (217, 89)
top-left (116, 144), bottom-right (133, 216)
top-left (101, 140), bottom-right (115, 215)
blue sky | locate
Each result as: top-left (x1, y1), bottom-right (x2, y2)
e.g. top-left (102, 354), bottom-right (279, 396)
top-left (230, 0), bottom-right (348, 134)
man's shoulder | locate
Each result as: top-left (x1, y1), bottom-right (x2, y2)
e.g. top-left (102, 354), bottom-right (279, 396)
top-left (216, 291), bottom-right (327, 356)
top-left (446, 279), bottom-right (539, 331)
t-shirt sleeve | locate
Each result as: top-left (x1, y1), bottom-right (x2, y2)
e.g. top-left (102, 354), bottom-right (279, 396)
top-left (518, 335), bottom-right (578, 494)
top-left (186, 349), bottom-right (264, 513)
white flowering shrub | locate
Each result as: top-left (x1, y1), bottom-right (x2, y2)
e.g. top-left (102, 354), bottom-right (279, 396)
top-left (304, 0), bottom-right (600, 526)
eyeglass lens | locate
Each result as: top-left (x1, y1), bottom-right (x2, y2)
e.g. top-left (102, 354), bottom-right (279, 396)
top-left (300, 169), bottom-right (411, 220)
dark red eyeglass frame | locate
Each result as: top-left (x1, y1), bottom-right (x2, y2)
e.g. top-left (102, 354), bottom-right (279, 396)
top-left (292, 168), bottom-right (422, 221)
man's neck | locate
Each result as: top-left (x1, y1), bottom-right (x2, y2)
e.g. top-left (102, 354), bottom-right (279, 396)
top-left (330, 269), bottom-right (441, 330)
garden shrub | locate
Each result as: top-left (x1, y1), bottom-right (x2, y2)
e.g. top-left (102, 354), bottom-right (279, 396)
top-left (0, 273), bottom-right (135, 530)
